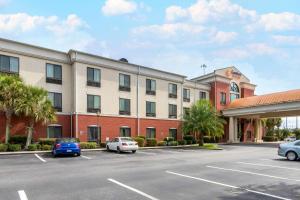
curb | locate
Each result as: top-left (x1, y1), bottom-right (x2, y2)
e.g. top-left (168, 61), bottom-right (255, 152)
top-left (0, 144), bottom-right (201, 155)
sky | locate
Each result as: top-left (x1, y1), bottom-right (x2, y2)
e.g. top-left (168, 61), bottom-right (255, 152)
top-left (0, 0), bottom-right (299, 96)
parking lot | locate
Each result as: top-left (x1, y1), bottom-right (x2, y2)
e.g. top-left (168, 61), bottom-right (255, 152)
top-left (0, 144), bottom-right (299, 200)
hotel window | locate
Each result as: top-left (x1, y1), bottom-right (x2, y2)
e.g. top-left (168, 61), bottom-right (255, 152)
top-left (183, 107), bottom-right (190, 116)
top-left (119, 98), bottom-right (130, 115)
top-left (146, 79), bottom-right (156, 95)
top-left (200, 91), bottom-right (207, 100)
top-left (119, 73), bottom-right (131, 91)
top-left (87, 67), bottom-right (101, 87)
top-left (169, 104), bottom-right (177, 119)
top-left (146, 101), bottom-right (156, 117)
top-left (120, 127), bottom-right (131, 137)
top-left (169, 83), bottom-right (177, 98)
top-left (183, 88), bottom-right (190, 102)
top-left (87, 95), bottom-right (101, 113)
top-left (88, 126), bottom-right (100, 142)
top-left (46, 63), bottom-right (62, 84)
top-left (0, 54), bottom-right (19, 74)
top-left (47, 125), bottom-right (62, 138)
top-left (146, 128), bottom-right (156, 138)
top-left (48, 92), bottom-right (62, 112)
top-left (230, 82), bottom-right (240, 102)
top-left (220, 92), bottom-right (227, 105)
top-left (169, 129), bottom-right (177, 140)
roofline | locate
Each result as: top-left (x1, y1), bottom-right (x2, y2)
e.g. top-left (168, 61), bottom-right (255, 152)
top-left (68, 49), bottom-right (187, 79)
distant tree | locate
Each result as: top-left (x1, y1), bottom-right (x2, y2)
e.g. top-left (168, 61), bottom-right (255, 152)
top-left (16, 86), bottom-right (56, 149)
top-left (183, 100), bottom-right (226, 146)
top-left (0, 74), bottom-right (24, 144)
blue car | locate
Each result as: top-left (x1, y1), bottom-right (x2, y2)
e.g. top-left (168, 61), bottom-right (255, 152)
top-left (278, 140), bottom-right (300, 161)
top-left (52, 138), bottom-right (81, 157)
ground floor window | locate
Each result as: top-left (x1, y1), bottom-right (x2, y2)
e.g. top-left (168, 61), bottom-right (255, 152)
top-left (88, 126), bottom-right (100, 142)
top-left (120, 127), bottom-right (131, 137)
top-left (169, 129), bottom-right (177, 140)
top-left (146, 128), bottom-right (156, 138)
top-left (47, 125), bottom-right (62, 138)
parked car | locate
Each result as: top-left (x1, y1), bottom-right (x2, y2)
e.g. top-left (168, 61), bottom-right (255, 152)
top-left (106, 137), bottom-right (138, 153)
top-left (52, 138), bottom-right (81, 157)
top-left (278, 140), bottom-right (300, 161)
top-left (284, 136), bottom-right (297, 142)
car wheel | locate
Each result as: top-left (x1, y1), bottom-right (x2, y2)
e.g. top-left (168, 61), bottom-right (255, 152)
top-left (132, 150), bottom-right (136, 154)
top-left (117, 147), bottom-right (121, 154)
top-left (286, 151), bottom-right (297, 161)
top-left (106, 145), bottom-right (110, 151)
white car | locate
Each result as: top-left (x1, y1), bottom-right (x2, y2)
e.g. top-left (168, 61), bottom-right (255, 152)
top-left (284, 136), bottom-right (297, 142)
top-left (106, 137), bottom-right (138, 153)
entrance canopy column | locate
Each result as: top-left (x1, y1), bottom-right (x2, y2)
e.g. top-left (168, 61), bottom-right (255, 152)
top-left (228, 117), bottom-right (239, 143)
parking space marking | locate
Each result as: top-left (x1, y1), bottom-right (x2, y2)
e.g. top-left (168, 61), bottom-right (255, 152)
top-left (237, 162), bottom-right (300, 171)
top-left (166, 171), bottom-right (292, 200)
top-left (18, 190), bottom-right (28, 200)
top-left (207, 165), bottom-right (300, 182)
top-left (34, 154), bottom-right (46, 163)
top-left (108, 178), bottom-right (160, 200)
top-left (81, 155), bottom-right (92, 160)
top-left (137, 151), bottom-right (157, 155)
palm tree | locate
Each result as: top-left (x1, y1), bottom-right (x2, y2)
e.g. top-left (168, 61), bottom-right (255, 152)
top-left (16, 86), bottom-right (56, 149)
top-left (0, 74), bottom-right (24, 144)
top-left (183, 100), bottom-right (226, 146)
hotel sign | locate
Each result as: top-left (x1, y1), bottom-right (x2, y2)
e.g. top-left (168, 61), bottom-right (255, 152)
top-left (225, 68), bottom-right (242, 80)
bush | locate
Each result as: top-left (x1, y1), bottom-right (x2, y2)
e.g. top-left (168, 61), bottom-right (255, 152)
top-left (80, 142), bottom-right (97, 149)
top-left (36, 144), bottom-right (41, 150)
top-left (38, 138), bottom-right (56, 146)
top-left (157, 141), bottom-right (166, 146)
top-left (100, 143), bottom-right (106, 148)
top-left (134, 137), bottom-right (145, 147)
top-left (262, 136), bottom-right (278, 142)
top-left (203, 136), bottom-right (220, 143)
top-left (183, 135), bottom-right (194, 141)
top-left (28, 144), bottom-right (38, 151)
top-left (186, 140), bottom-right (193, 145)
top-left (146, 138), bottom-right (157, 147)
top-left (164, 137), bottom-right (174, 142)
top-left (178, 140), bottom-right (187, 145)
top-left (41, 145), bottom-right (52, 151)
top-left (136, 135), bottom-right (146, 140)
top-left (169, 141), bottom-right (178, 146)
top-left (8, 144), bottom-right (21, 152)
top-left (293, 129), bottom-right (300, 139)
top-left (9, 135), bottom-right (28, 147)
top-left (0, 144), bottom-right (8, 152)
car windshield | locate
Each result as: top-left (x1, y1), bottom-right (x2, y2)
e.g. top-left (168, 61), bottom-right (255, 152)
top-left (56, 138), bottom-right (77, 143)
top-left (120, 138), bottom-right (133, 142)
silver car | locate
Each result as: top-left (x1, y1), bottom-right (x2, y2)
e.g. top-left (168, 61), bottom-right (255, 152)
top-left (106, 137), bottom-right (138, 153)
top-left (278, 140), bottom-right (300, 161)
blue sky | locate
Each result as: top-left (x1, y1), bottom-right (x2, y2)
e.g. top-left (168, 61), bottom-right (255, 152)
top-left (0, 0), bottom-right (299, 95)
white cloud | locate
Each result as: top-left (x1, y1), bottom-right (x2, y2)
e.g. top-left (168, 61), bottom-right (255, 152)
top-left (247, 12), bottom-right (300, 32)
top-left (272, 35), bottom-right (300, 45)
top-left (214, 31), bottom-right (237, 44)
top-left (102, 0), bottom-right (137, 16)
top-left (246, 43), bottom-right (277, 55)
top-left (166, 6), bottom-right (187, 22)
top-left (0, 0), bottom-right (9, 7)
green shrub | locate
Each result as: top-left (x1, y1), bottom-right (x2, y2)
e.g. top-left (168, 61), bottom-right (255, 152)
top-left (178, 140), bottom-right (186, 145)
top-left (186, 140), bottom-right (193, 145)
top-left (8, 144), bottom-right (21, 152)
top-left (136, 135), bottom-right (146, 140)
top-left (203, 136), bottom-right (220, 143)
top-left (28, 144), bottom-right (38, 151)
top-left (36, 144), bottom-right (41, 150)
top-left (41, 145), bottom-right (52, 151)
top-left (100, 143), bottom-right (106, 148)
top-left (38, 138), bottom-right (56, 146)
top-left (169, 141), bottom-right (178, 146)
top-left (146, 138), bottom-right (157, 147)
top-left (183, 135), bottom-right (194, 141)
top-left (262, 136), bottom-right (278, 142)
top-left (9, 135), bottom-right (28, 147)
top-left (134, 137), bottom-right (145, 147)
top-left (293, 129), bottom-right (300, 139)
top-left (157, 141), bottom-right (166, 146)
top-left (80, 142), bottom-right (97, 149)
top-left (0, 144), bottom-right (8, 152)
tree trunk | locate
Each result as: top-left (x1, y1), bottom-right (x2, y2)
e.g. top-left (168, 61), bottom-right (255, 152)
top-left (198, 132), bottom-right (204, 146)
top-left (5, 112), bottom-right (12, 144)
top-left (25, 121), bottom-right (34, 149)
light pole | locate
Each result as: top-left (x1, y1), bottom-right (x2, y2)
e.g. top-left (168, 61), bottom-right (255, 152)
top-left (201, 64), bottom-right (207, 75)
top-left (96, 111), bottom-right (100, 143)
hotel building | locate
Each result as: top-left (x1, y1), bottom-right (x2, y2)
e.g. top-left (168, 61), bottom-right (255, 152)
top-left (0, 38), bottom-right (258, 143)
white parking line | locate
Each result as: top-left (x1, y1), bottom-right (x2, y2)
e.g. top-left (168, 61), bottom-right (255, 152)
top-left (81, 155), bottom-right (92, 160)
top-left (137, 151), bottom-right (157, 155)
top-left (206, 165), bottom-right (300, 182)
top-left (166, 171), bottom-right (292, 200)
top-left (34, 154), bottom-right (46, 163)
top-left (108, 178), bottom-right (159, 200)
top-left (18, 190), bottom-right (28, 200)
top-left (237, 162), bottom-right (300, 171)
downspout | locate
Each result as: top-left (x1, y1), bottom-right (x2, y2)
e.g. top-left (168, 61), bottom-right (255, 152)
top-left (214, 70), bottom-right (217, 109)
top-left (74, 51), bottom-right (78, 138)
top-left (181, 79), bottom-right (184, 140)
top-left (70, 112), bottom-right (73, 138)
top-left (137, 66), bottom-right (140, 136)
